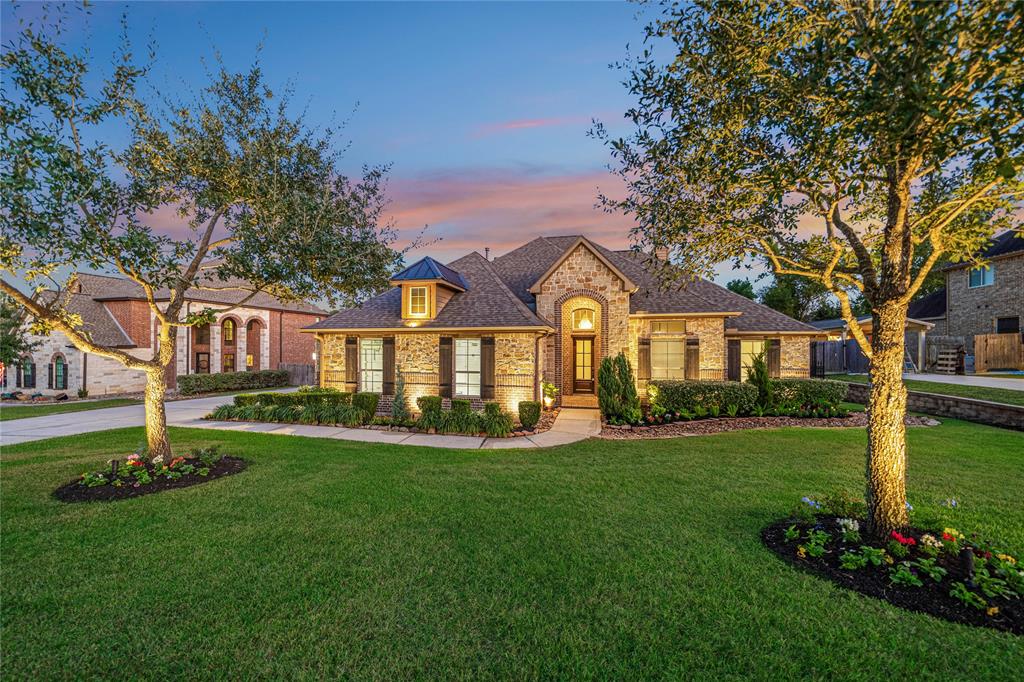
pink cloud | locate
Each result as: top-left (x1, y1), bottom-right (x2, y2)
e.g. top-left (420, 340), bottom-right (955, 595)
top-left (471, 116), bottom-right (593, 138)
top-left (384, 168), bottom-right (634, 261)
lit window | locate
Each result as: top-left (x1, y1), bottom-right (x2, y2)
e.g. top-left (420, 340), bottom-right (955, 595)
top-left (455, 338), bottom-right (481, 396)
top-left (223, 353), bottom-right (235, 373)
top-left (572, 309), bottom-right (595, 330)
top-left (968, 265), bottom-right (995, 288)
top-left (651, 320), bottom-right (686, 334)
top-left (409, 286), bottom-right (428, 316)
top-left (360, 338), bottom-right (384, 393)
top-left (246, 354), bottom-right (254, 369)
top-left (651, 339), bottom-right (685, 379)
top-left (222, 319), bottom-right (235, 344)
top-left (740, 340), bottom-right (767, 381)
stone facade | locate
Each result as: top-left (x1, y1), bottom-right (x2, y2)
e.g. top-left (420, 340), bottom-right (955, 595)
top-left (5, 330), bottom-right (149, 397)
top-left (845, 382), bottom-right (1023, 430)
top-left (780, 335), bottom-right (813, 378)
top-left (945, 254), bottom-right (1024, 353)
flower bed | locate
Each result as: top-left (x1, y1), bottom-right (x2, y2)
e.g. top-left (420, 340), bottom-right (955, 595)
top-left (53, 447), bottom-right (245, 503)
top-left (762, 498), bottom-right (1022, 635)
top-left (600, 412), bottom-right (938, 438)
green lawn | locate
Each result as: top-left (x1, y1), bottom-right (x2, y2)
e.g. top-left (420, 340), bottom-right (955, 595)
top-left (2, 424), bottom-right (1022, 678)
top-left (0, 398), bottom-right (140, 422)
top-left (837, 373), bottom-right (1024, 407)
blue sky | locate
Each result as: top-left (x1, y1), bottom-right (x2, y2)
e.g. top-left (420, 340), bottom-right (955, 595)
top-left (3, 1), bottom-right (752, 284)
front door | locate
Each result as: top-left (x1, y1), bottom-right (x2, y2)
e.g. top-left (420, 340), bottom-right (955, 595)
top-left (573, 337), bottom-right (594, 393)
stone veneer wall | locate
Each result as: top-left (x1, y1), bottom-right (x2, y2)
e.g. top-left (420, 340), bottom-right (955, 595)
top-left (845, 382), bottom-right (1023, 430)
top-left (945, 254), bottom-right (1024, 354)
top-left (780, 336), bottom-right (813, 378)
top-left (558, 296), bottom-right (602, 397)
top-left (9, 330), bottom-right (150, 396)
top-left (534, 245), bottom-right (631, 395)
top-left (318, 330), bottom-right (537, 414)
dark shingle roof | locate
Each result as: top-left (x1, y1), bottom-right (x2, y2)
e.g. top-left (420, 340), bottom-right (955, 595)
top-left (390, 256), bottom-right (468, 290)
top-left (76, 273), bottom-right (325, 314)
top-left (907, 288), bottom-right (947, 320)
top-left (306, 252), bottom-right (550, 330)
top-left (37, 290), bottom-right (136, 347)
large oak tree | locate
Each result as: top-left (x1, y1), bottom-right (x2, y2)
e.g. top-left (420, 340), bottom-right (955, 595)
top-left (1, 12), bottom-right (400, 461)
top-left (597, 0), bottom-right (1023, 536)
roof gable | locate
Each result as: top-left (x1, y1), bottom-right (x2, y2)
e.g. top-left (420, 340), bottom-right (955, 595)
top-left (390, 256), bottom-right (468, 291)
top-left (526, 237), bottom-right (637, 294)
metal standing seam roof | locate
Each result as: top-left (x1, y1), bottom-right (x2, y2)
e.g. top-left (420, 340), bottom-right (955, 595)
top-left (389, 256), bottom-right (469, 290)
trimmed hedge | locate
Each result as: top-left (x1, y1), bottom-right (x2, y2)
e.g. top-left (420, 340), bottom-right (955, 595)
top-left (177, 370), bottom-right (288, 396)
top-left (209, 402), bottom-right (369, 426)
top-left (352, 392), bottom-right (380, 418)
top-left (518, 400), bottom-right (541, 430)
top-left (233, 391), bottom-right (351, 408)
top-left (649, 380), bottom-right (758, 415)
top-left (772, 379), bottom-right (848, 409)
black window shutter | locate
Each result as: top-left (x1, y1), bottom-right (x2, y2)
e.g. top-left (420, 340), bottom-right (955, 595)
top-left (15, 363), bottom-right (21, 388)
top-left (481, 337), bottom-right (495, 399)
top-left (47, 362), bottom-right (53, 389)
top-left (637, 338), bottom-right (651, 380)
top-left (344, 337), bottom-right (358, 392)
top-left (767, 339), bottom-right (781, 378)
top-left (438, 337), bottom-right (453, 398)
top-left (727, 339), bottom-right (741, 381)
top-left (382, 337), bottom-right (395, 395)
top-left (685, 339), bottom-right (700, 380)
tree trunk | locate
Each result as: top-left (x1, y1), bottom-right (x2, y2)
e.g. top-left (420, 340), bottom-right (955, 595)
top-left (865, 302), bottom-right (910, 538)
top-left (144, 368), bottom-right (172, 464)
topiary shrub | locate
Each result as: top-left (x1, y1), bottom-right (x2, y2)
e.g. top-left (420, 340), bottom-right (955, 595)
top-left (614, 353), bottom-right (642, 423)
top-left (518, 400), bottom-right (541, 429)
top-left (351, 392), bottom-right (380, 421)
top-left (597, 356), bottom-right (622, 419)
top-left (649, 380), bottom-right (758, 415)
top-left (747, 349), bottom-right (773, 407)
top-left (482, 402), bottom-right (514, 437)
top-left (391, 367), bottom-right (411, 423)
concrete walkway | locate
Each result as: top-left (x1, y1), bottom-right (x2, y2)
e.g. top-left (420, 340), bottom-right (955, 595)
top-left (1, 391), bottom-right (601, 450)
top-left (908, 372), bottom-right (1024, 391)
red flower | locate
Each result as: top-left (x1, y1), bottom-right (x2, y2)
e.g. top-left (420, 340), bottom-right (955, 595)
top-left (890, 531), bottom-right (917, 546)
top-left (942, 532), bottom-right (957, 543)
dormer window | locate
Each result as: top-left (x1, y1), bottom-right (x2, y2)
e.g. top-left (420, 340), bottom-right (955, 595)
top-left (409, 286), bottom-right (428, 316)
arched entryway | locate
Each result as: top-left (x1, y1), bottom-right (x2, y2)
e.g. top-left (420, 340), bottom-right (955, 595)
top-left (220, 316), bottom-right (241, 373)
top-left (192, 323), bottom-right (211, 373)
top-left (245, 319), bottom-right (263, 371)
top-left (554, 291), bottom-right (609, 407)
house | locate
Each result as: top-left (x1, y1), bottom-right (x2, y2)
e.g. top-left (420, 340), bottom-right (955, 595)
top-left (304, 236), bottom-right (823, 412)
top-left (3, 273), bottom-right (325, 397)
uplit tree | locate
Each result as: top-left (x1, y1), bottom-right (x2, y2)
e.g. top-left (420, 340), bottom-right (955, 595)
top-left (597, 0), bottom-right (1023, 536)
top-left (1, 13), bottom-right (400, 461)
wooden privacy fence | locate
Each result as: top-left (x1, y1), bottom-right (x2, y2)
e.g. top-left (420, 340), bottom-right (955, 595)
top-left (810, 340), bottom-right (870, 376)
top-left (974, 333), bottom-right (1024, 372)
top-left (279, 363), bottom-right (316, 386)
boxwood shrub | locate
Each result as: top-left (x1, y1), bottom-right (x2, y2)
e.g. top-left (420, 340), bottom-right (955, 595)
top-left (518, 400), bottom-right (541, 429)
top-left (352, 392), bottom-right (380, 417)
top-left (772, 379), bottom-right (848, 409)
top-left (649, 380), bottom-right (758, 415)
top-left (177, 369), bottom-right (288, 396)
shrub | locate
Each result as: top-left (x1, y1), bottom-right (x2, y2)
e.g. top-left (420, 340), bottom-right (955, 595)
top-left (416, 395), bottom-right (444, 431)
top-left (598, 352), bottom-right (642, 424)
top-left (209, 404), bottom-right (236, 420)
top-left (518, 400), bottom-right (541, 429)
top-left (234, 393), bottom-right (261, 407)
top-left (391, 367), bottom-right (411, 422)
top-left (747, 349), bottom-right (773, 407)
top-left (615, 353), bottom-right (642, 422)
top-left (177, 369), bottom-right (288, 396)
top-left (351, 392), bottom-right (380, 418)
top-left (649, 380), bottom-right (757, 415)
top-left (482, 402), bottom-right (515, 437)
top-left (773, 379), bottom-right (847, 409)
top-left (297, 385), bottom-right (338, 394)
top-left (441, 400), bottom-right (482, 434)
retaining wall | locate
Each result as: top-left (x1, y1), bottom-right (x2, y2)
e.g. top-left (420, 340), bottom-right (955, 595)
top-left (845, 382), bottom-right (1023, 431)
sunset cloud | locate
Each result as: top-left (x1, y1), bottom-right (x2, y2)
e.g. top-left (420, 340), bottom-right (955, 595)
top-left (470, 116), bottom-right (593, 138)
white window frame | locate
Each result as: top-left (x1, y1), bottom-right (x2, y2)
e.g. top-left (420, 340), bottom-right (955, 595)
top-left (968, 265), bottom-right (995, 288)
top-left (571, 308), bottom-right (595, 331)
top-left (360, 338), bottom-right (384, 393)
top-left (651, 319), bottom-right (686, 334)
top-left (409, 286), bottom-right (428, 316)
top-left (650, 338), bottom-right (685, 379)
top-left (454, 338), bottom-right (481, 397)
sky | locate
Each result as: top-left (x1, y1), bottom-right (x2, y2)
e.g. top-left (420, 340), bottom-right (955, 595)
top-left (2, 1), bottom-right (758, 286)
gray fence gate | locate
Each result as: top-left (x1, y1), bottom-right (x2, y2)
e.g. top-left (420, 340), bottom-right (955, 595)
top-left (279, 363), bottom-right (315, 386)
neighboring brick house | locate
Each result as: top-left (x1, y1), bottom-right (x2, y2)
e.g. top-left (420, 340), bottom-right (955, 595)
top-left (906, 230), bottom-right (1023, 354)
top-left (3, 273), bottom-right (324, 397)
top-left (304, 235), bottom-right (823, 412)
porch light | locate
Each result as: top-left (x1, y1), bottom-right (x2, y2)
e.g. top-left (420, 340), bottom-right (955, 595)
top-left (543, 395), bottom-right (554, 409)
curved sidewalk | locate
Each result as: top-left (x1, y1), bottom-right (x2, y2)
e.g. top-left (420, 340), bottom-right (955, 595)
top-left (176, 407), bottom-right (601, 449)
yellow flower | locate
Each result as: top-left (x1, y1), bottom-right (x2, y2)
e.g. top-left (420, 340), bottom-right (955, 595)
top-left (986, 606), bottom-right (1000, 617)
top-left (796, 546), bottom-right (807, 559)
top-left (884, 555), bottom-right (894, 565)
top-left (943, 527), bottom-right (964, 540)
top-left (996, 553), bottom-right (1016, 565)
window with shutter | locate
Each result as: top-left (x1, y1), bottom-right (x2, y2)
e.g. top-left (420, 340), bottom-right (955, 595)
top-left (480, 337), bottom-right (495, 399)
top-left (637, 338), bottom-right (651, 380)
top-left (438, 337), bottom-right (453, 397)
top-left (382, 337), bottom-right (395, 395)
top-left (685, 339), bottom-right (700, 380)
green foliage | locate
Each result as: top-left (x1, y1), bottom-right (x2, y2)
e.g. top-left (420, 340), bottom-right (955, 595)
top-left (783, 525), bottom-right (800, 543)
top-left (746, 350), bottom-right (773, 407)
top-left (772, 379), bottom-right (847, 411)
top-left (889, 563), bottom-right (924, 588)
top-left (482, 402), bottom-right (514, 438)
top-left (949, 582), bottom-right (987, 610)
top-left (179, 370), bottom-right (288, 396)
top-left (911, 558), bottom-right (947, 583)
top-left (351, 393), bottom-right (380, 419)
top-left (416, 396), bottom-right (444, 431)
top-left (0, 294), bottom-right (39, 367)
top-left (725, 279), bottom-right (755, 299)
top-left (210, 404), bottom-right (237, 420)
top-left (518, 401), bottom-right (541, 429)
top-left (859, 547), bottom-right (887, 568)
top-left (598, 353), bottom-right (641, 424)
top-left (440, 400), bottom-right (482, 435)
top-left (839, 551), bottom-right (868, 570)
top-left (541, 381), bottom-right (559, 401)
top-left (391, 368), bottom-right (410, 423)
top-left (757, 273), bottom-right (833, 323)
top-left (649, 380), bottom-right (757, 415)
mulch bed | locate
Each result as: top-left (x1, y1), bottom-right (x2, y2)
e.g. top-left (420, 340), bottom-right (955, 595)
top-left (599, 413), bottom-right (939, 439)
top-left (53, 457), bottom-right (247, 503)
top-left (762, 517), bottom-right (1022, 635)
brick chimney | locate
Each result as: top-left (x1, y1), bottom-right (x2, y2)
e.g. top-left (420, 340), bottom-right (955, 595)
top-left (484, 247), bottom-right (490, 261)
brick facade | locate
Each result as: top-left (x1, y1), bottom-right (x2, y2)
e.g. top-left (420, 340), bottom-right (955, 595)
top-left (945, 254), bottom-right (1024, 353)
top-left (104, 300), bottom-right (151, 347)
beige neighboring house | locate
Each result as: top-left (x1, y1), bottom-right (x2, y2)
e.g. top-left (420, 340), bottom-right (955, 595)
top-left (2, 273), bottom-right (324, 397)
top-left (304, 235), bottom-right (823, 413)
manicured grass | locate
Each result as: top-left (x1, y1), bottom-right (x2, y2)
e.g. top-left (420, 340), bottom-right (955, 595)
top-left (838, 373), bottom-right (1024, 407)
top-left (2, 423), bottom-right (1022, 677)
top-left (0, 398), bottom-right (140, 422)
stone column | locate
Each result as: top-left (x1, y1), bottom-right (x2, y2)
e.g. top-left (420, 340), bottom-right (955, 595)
top-left (211, 323), bottom-right (221, 374)
top-left (237, 326), bottom-right (247, 372)
top-left (261, 324), bottom-right (270, 370)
